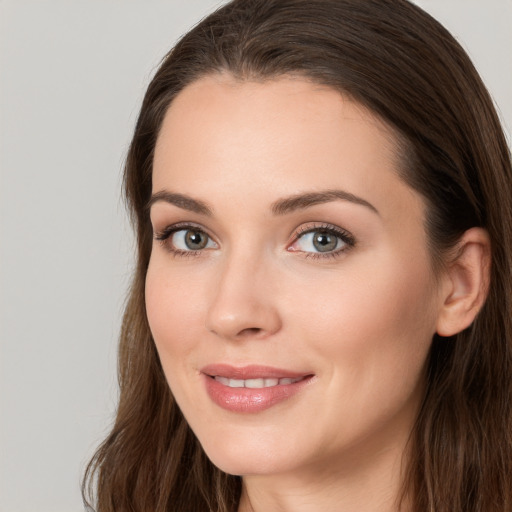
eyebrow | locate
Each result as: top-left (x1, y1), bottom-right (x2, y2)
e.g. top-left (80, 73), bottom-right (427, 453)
top-left (271, 189), bottom-right (379, 216)
top-left (146, 190), bottom-right (213, 216)
top-left (147, 188), bottom-right (379, 217)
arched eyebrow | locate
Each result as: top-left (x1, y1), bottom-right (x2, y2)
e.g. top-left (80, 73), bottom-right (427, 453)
top-left (147, 190), bottom-right (212, 216)
top-left (271, 189), bottom-right (379, 216)
top-left (147, 188), bottom-right (379, 216)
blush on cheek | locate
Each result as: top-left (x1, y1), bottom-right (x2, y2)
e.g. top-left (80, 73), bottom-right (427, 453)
top-left (301, 255), bottom-right (436, 375)
top-left (145, 266), bottom-right (206, 370)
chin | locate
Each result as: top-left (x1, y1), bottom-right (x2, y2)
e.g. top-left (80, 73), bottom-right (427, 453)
top-left (197, 430), bottom-right (300, 476)
top-left (204, 451), bottom-right (285, 477)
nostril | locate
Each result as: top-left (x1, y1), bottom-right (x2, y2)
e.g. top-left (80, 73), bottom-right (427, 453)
top-left (242, 327), bottom-right (262, 335)
top-left (238, 327), bottom-right (263, 337)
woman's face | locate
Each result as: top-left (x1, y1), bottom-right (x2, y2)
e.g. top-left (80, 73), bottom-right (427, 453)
top-left (146, 75), bottom-right (444, 479)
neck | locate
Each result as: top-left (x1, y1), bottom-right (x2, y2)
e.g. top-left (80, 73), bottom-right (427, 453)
top-left (238, 431), bottom-right (412, 512)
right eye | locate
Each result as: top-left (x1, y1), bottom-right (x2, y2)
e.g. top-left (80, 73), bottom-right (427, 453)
top-left (155, 226), bottom-right (218, 254)
top-left (172, 229), bottom-right (215, 251)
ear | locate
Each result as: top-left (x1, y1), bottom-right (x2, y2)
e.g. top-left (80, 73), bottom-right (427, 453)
top-left (436, 227), bottom-right (491, 337)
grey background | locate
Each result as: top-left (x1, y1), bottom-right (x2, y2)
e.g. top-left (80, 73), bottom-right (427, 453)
top-left (0, 1), bottom-right (510, 511)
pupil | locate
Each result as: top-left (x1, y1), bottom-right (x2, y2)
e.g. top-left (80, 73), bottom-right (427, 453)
top-left (313, 231), bottom-right (337, 252)
top-left (185, 230), bottom-right (207, 249)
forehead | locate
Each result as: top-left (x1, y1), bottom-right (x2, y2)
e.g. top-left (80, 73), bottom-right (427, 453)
top-left (152, 74), bottom-right (421, 224)
top-left (155, 75), bottom-right (399, 184)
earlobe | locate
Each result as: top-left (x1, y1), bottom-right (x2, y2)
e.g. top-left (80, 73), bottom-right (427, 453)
top-left (436, 227), bottom-right (491, 337)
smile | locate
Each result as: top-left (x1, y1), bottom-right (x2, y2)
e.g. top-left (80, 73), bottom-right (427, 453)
top-left (201, 364), bottom-right (314, 413)
top-left (213, 376), bottom-right (304, 388)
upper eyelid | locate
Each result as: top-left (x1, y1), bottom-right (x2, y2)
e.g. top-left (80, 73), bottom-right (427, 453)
top-left (292, 222), bottom-right (355, 241)
top-left (296, 224), bottom-right (346, 235)
top-left (153, 221), bottom-right (212, 237)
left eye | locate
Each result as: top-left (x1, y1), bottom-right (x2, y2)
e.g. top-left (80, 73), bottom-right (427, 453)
top-left (291, 229), bottom-right (349, 253)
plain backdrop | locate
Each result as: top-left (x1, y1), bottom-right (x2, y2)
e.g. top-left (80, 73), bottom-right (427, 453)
top-left (0, 1), bottom-right (510, 511)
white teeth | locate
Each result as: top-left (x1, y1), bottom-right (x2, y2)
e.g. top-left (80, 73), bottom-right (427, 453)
top-left (245, 378), bottom-right (264, 388)
top-left (214, 376), bottom-right (303, 388)
top-left (215, 376), bottom-right (230, 386)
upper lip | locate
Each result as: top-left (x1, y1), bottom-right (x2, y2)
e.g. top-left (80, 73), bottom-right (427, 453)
top-left (201, 364), bottom-right (312, 380)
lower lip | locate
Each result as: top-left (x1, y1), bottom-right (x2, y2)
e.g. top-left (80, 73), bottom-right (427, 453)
top-left (203, 374), bottom-right (313, 413)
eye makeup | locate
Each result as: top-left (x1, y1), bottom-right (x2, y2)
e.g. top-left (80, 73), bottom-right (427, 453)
top-left (288, 222), bottom-right (356, 260)
top-left (154, 222), bottom-right (217, 257)
top-left (153, 220), bottom-right (356, 261)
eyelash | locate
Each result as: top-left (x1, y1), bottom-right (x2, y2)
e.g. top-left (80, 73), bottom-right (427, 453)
top-left (154, 222), bottom-right (211, 258)
top-left (292, 223), bottom-right (356, 260)
top-left (294, 223), bottom-right (356, 260)
top-left (153, 222), bottom-right (356, 260)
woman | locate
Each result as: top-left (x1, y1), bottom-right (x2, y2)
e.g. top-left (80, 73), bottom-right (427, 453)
top-left (83, 0), bottom-right (512, 511)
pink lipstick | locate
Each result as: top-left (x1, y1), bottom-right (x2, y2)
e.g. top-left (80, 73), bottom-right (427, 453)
top-left (201, 364), bottom-right (314, 413)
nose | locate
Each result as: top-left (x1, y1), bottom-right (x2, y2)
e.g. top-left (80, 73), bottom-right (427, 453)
top-left (205, 253), bottom-right (282, 341)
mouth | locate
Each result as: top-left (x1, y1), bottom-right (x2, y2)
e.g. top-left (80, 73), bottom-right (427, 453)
top-left (200, 364), bottom-right (314, 413)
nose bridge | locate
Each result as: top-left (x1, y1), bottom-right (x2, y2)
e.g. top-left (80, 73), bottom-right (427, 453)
top-left (205, 243), bottom-right (281, 340)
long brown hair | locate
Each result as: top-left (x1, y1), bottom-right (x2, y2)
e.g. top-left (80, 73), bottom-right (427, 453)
top-left (83, 1), bottom-right (512, 510)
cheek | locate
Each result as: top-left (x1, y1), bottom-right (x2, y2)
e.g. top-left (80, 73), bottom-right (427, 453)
top-left (145, 259), bottom-right (206, 364)
top-left (278, 254), bottom-right (438, 453)
top-left (289, 250), bottom-right (438, 397)
top-left (145, 259), bottom-right (213, 422)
